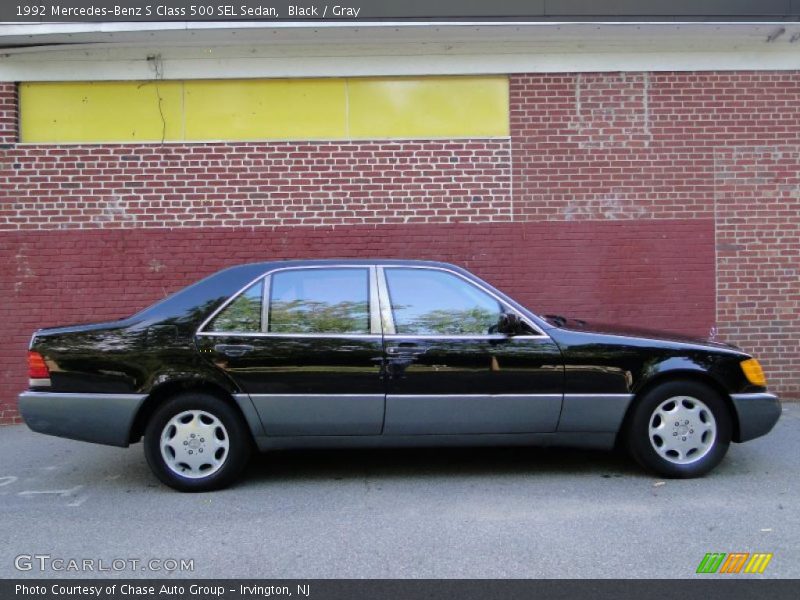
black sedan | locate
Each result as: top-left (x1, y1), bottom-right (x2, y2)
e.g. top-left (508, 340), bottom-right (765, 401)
top-left (19, 260), bottom-right (780, 491)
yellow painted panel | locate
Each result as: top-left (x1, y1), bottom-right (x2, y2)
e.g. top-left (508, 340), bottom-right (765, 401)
top-left (183, 79), bottom-right (347, 141)
top-left (19, 81), bottom-right (183, 143)
top-left (19, 76), bottom-right (509, 143)
top-left (348, 76), bottom-right (509, 139)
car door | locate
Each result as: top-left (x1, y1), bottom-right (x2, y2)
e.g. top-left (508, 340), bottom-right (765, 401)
top-left (379, 266), bottom-right (564, 435)
top-left (196, 265), bottom-right (385, 436)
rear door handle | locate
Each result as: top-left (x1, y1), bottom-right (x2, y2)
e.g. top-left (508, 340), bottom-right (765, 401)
top-left (214, 344), bottom-right (255, 358)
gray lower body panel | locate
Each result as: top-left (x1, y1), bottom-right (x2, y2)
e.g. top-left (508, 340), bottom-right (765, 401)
top-left (730, 392), bottom-right (781, 442)
top-left (557, 394), bottom-right (634, 432)
top-left (248, 394), bottom-right (385, 436)
top-left (384, 394), bottom-right (562, 434)
top-left (254, 432), bottom-right (617, 452)
top-left (18, 391), bottom-right (146, 447)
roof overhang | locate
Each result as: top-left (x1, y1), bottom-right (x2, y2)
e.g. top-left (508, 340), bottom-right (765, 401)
top-left (1, 21), bottom-right (800, 80)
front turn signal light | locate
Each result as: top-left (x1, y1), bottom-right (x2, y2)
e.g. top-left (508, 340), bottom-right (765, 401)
top-left (740, 358), bottom-right (767, 387)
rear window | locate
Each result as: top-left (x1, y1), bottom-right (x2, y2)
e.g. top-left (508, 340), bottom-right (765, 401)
top-left (207, 280), bottom-right (264, 333)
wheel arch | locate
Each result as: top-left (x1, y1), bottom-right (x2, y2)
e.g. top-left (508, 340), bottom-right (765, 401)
top-left (128, 379), bottom-right (263, 444)
top-left (616, 369), bottom-right (739, 447)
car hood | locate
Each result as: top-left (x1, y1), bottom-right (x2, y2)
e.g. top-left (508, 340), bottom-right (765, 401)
top-left (550, 318), bottom-right (740, 351)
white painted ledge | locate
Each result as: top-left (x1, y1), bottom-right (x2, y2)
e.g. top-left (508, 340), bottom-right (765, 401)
top-left (2, 21), bottom-right (800, 80)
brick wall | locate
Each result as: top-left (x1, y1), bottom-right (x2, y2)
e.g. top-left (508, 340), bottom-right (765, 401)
top-left (511, 71), bottom-right (800, 399)
top-left (0, 83), bottom-right (16, 146)
top-left (0, 140), bottom-right (511, 229)
top-left (1, 70), bottom-right (799, 422)
top-left (715, 147), bottom-right (800, 399)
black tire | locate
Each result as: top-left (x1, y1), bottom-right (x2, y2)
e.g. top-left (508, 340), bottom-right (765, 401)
top-left (144, 392), bottom-right (252, 492)
top-left (625, 380), bottom-right (732, 478)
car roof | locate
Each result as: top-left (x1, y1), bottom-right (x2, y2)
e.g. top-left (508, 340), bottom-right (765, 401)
top-left (132, 259), bottom-right (469, 324)
top-left (235, 258), bottom-right (463, 269)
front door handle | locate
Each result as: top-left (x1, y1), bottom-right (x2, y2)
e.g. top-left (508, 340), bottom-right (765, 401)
top-left (386, 345), bottom-right (427, 356)
top-left (214, 344), bottom-right (255, 358)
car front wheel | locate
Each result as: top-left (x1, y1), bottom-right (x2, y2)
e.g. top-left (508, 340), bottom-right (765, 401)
top-left (626, 381), bottom-right (732, 478)
top-left (144, 392), bottom-right (252, 492)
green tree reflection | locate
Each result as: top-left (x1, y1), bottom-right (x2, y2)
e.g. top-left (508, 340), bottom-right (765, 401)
top-left (270, 300), bottom-right (370, 334)
top-left (209, 294), bottom-right (261, 333)
top-left (395, 307), bottom-right (498, 335)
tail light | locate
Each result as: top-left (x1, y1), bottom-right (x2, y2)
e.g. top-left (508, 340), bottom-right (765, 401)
top-left (28, 351), bottom-right (50, 383)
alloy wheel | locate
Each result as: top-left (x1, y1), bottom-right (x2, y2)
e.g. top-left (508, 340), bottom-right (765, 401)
top-left (160, 410), bottom-right (230, 479)
top-left (647, 396), bottom-right (717, 465)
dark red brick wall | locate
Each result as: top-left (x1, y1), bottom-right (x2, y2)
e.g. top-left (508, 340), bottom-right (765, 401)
top-left (1, 70), bottom-right (799, 422)
top-left (0, 221), bottom-right (714, 422)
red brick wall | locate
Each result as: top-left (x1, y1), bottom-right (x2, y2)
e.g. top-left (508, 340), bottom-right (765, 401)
top-left (0, 139), bottom-right (511, 229)
top-left (715, 147), bottom-right (800, 399)
top-left (0, 83), bottom-right (16, 146)
top-left (1, 70), bottom-right (799, 422)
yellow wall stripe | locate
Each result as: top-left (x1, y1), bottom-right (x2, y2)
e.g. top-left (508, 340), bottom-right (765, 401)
top-left (183, 79), bottom-right (348, 141)
top-left (19, 76), bottom-right (509, 143)
top-left (19, 81), bottom-right (184, 143)
top-left (348, 77), bottom-right (508, 139)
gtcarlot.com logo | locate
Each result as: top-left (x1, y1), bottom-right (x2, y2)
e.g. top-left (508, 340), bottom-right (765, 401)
top-left (14, 554), bottom-right (194, 573)
top-left (696, 552), bottom-right (773, 574)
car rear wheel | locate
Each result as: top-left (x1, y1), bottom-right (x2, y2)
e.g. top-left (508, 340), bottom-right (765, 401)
top-left (626, 380), bottom-right (732, 478)
top-left (144, 392), bottom-right (252, 492)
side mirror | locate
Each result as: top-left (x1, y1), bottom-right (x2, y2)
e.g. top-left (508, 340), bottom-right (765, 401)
top-left (496, 313), bottom-right (523, 336)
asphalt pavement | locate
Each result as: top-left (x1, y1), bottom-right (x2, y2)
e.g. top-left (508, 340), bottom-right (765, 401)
top-left (0, 404), bottom-right (798, 579)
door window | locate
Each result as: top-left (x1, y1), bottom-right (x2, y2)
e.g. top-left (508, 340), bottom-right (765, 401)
top-left (208, 280), bottom-right (264, 333)
top-left (268, 268), bottom-right (370, 334)
top-left (385, 268), bottom-right (504, 335)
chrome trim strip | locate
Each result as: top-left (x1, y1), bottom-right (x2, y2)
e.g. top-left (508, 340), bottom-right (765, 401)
top-left (196, 332), bottom-right (550, 341)
top-left (197, 332), bottom-right (382, 340)
top-left (730, 393), bottom-right (779, 401)
top-left (563, 393), bottom-right (633, 398)
top-left (383, 334), bottom-right (549, 341)
top-left (19, 391), bottom-right (147, 401)
top-left (28, 378), bottom-right (51, 387)
top-left (249, 393), bottom-right (386, 398)
top-left (197, 264), bottom-right (376, 337)
top-left (368, 266), bottom-right (382, 335)
top-left (386, 393), bottom-right (562, 398)
top-left (195, 262), bottom-right (550, 340)
top-left (247, 393), bottom-right (564, 398)
top-left (197, 331), bottom-right (382, 339)
top-left (376, 266), bottom-right (396, 335)
top-left (261, 273), bottom-right (272, 333)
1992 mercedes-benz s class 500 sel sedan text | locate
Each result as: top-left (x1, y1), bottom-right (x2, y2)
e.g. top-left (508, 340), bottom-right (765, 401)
top-left (19, 260), bottom-right (780, 491)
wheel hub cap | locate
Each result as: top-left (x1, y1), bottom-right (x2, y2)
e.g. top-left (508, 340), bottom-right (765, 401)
top-left (160, 410), bottom-right (230, 479)
top-left (648, 396), bottom-right (717, 465)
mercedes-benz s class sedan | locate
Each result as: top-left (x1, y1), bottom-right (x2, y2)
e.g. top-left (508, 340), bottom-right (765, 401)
top-left (19, 260), bottom-right (780, 491)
